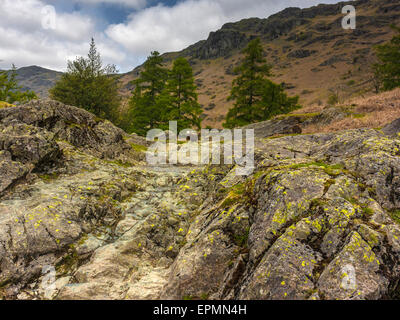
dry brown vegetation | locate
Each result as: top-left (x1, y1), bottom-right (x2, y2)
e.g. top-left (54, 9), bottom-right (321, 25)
top-left (302, 88), bottom-right (400, 133)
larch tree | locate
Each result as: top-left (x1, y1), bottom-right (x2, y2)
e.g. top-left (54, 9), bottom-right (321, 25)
top-left (128, 51), bottom-right (168, 135)
top-left (161, 57), bottom-right (203, 131)
top-left (374, 25), bottom-right (400, 91)
top-left (224, 38), bottom-right (300, 128)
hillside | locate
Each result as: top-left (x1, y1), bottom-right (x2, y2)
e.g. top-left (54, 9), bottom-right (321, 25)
top-left (119, 0), bottom-right (400, 128)
top-left (302, 87), bottom-right (400, 133)
top-left (8, 0), bottom-right (400, 129)
top-left (8, 66), bottom-right (62, 99)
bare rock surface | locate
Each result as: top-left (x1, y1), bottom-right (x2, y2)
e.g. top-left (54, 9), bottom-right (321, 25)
top-left (1, 100), bottom-right (400, 300)
top-left (383, 118), bottom-right (400, 138)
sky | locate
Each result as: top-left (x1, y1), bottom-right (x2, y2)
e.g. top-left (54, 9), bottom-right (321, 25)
top-left (0, 0), bottom-right (342, 73)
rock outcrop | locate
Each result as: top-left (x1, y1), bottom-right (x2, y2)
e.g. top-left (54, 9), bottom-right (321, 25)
top-left (156, 128), bottom-right (400, 300)
top-left (0, 100), bottom-right (147, 298)
top-left (242, 116), bottom-right (304, 138)
top-left (383, 118), bottom-right (400, 138)
top-left (1, 100), bottom-right (400, 300)
top-left (187, 29), bottom-right (248, 60)
top-left (287, 49), bottom-right (317, 59)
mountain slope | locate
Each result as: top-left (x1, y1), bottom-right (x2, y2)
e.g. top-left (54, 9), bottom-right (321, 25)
top-left (119, 0), bottom-right (400, 128)
top-left (10, 66), bottom-right (62, 98)
top-left (9, 0), bottom-right (400, 128)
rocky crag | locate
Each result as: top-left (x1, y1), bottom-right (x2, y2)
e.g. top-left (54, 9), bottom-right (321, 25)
top-left (1, 100), bottom-right (400, 300)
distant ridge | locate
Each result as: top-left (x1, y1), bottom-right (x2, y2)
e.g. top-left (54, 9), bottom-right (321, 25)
top-left (8, 65), bottom-right (62, 98)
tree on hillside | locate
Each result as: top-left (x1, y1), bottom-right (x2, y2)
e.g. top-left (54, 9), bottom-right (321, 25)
top-left (128, 51), bottom-right (168, 135)
top-left (160, 57), bottom-right (203, 131)
top-left (223, 38), bottom-right (300, 128)
top-left (0, 64), bottom-right (37, 104)
top-left (50, 38), bottom-right (120, 122)
top-left (128, 55), bottom-right (202, 135)
top-left (373, 25), bottom-right (400, 91)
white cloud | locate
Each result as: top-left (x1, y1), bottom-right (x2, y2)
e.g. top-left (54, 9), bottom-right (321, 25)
top-left (0, 0), bottom-right (94, 41)
top-left (73, 0), bottom-right (147, 9)
top-left (0, 0), bottom-right (343, 72)
top-left (0, 0), bottom-right (122, 71)
top-left (106, 1), bottom-right (224, 55)
top-left (106, 0), bottom-right (341, 63)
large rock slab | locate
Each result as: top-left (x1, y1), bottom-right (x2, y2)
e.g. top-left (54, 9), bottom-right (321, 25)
top-left (1, 99), bottom-right (400, 301)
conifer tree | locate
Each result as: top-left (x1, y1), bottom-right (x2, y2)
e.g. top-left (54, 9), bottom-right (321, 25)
top-left (129, 55), bottom-right (202, 135)
top-left (161, 57), bottom-right (202, 131)
top-left (374, 25), bottom-right (400, 91)
top-left (128, 51), bottom-right (168, 135)
top-left (0, 64), bottom-right (37, 104)
top-left (50, 38), bottom-right (120, 122)
top-left (224, 38), bottom-right (300, 128)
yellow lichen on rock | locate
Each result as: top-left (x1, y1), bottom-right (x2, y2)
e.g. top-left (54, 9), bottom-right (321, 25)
top-left (0, 101), bottom-right (15, 109)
